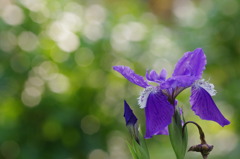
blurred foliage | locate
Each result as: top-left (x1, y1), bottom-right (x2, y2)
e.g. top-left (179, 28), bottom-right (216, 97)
top-left (0, 0), bottom-right (240, 159)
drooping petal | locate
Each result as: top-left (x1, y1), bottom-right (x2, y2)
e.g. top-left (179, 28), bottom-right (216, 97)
top-left (144, 90), bottom-right (174, 138)
top-left (190, 86), bottom-right (230, 127)
top-left (161, 75), bottom-right (198, 90)
top-left (173, 48), bottom-right (206, 79)
top-left (113, 65), bottom-right (149, 88)
top-left (124, 100), bottom-right (138, 126)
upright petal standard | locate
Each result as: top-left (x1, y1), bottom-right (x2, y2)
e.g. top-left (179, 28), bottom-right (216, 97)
top-left (173, 48), bottom-right (206, 79)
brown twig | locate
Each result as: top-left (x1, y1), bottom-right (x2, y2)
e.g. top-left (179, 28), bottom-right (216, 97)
top-left (182, 121), bottom-right (206, 144)
top-left (182, 121), bottom-right (213, 159)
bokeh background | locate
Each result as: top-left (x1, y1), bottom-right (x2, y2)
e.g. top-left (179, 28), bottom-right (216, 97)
top-left (0, 0), bottom-right (239, 158)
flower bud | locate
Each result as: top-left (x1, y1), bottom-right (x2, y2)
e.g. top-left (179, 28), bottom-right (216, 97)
top-left (124, 101), bottom-right (150, 159)
top-left (124, 100), bottom-right (139, 144)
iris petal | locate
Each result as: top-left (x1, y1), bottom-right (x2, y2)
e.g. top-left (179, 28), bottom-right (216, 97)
top-left (157, 126), bottom-right (169, 135)
top-left (173, 48), bottom-right (206, 79)
top-left (144, 90), bottom-right (174, 138)
top-left (190, 86), bottom-right (230, 127)
top-left (146, 70), bottom-right (158, 81)
top-left (161, 75), bottom-right (197, 89)
top-left (159, 68), bottom-right (167, 81)
top-left (113, 65), bottom-right (149, 88)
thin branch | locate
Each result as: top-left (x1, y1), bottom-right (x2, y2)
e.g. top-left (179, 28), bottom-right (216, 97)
top-left (182, 121), bottom-right (206, 144)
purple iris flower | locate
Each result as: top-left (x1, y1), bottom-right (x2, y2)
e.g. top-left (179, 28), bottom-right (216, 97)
top-left (113, 48), bottom-right (230, 139)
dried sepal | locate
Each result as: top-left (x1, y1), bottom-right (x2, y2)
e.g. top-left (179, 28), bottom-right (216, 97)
top-left (188, 143), bottom-right (213, 159)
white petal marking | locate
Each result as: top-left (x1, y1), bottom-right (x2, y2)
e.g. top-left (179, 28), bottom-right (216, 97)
top-left (138, 87), bottom-right (154, 109)
top-left (194, 79), bottom-right (217, 96)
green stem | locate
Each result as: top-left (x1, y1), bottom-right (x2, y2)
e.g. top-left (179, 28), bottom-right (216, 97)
top-left (168, 108), bottom-right (188, 159)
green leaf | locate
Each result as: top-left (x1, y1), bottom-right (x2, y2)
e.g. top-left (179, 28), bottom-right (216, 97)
top-left (127, 141), bottom-right (139, 159)
top-left (126, 127), bottom-right (150, 159)
top-left (168, 108), bottom-right (188, 159)
top-left (138, 128), bottom-right (150, 158)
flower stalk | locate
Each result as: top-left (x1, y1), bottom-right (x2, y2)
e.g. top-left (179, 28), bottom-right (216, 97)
top-left (182, 121), bottom-right (213, 159)
top-left (168, 107), bottom-right (188, 159)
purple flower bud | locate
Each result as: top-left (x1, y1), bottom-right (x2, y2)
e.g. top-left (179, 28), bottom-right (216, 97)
top-left (124, 100), bottom-right (140, 144)
top-left (124, 100), bottom-right (137, 126)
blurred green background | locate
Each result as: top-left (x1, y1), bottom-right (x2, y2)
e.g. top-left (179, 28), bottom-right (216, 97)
top-left (0, 0), bottom-right (239, 158)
